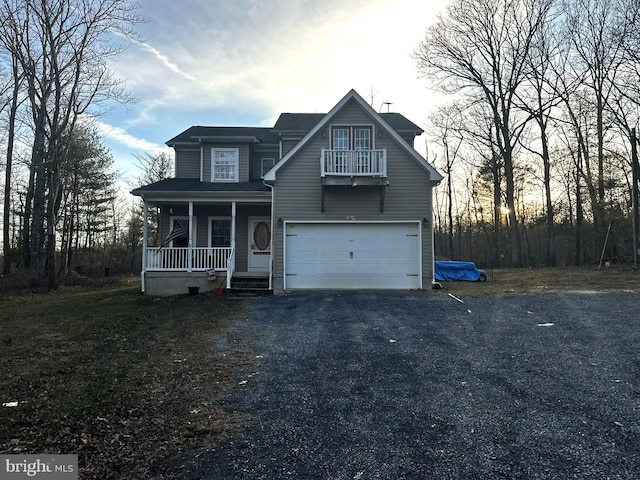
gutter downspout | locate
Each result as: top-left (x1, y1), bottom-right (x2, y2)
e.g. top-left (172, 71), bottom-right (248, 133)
top-left (431, 216), bottom-right (437, 288)
top-left (188, 201), bottom-right (193, 272)
top-left (200, 142), bottom-right (204, 182)
top-left (263, 180), bottom-right (275, 291)
top-left (430, 179), bottom-right (442, 290)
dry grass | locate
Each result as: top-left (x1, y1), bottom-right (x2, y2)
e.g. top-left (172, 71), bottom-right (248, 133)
top-left (436, 265), bottom-right (640, 297)
top-left (0, 278), bottom-right (254, 479)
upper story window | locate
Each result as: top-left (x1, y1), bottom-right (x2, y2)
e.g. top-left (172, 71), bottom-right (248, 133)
top-left (331, 126), bottom-right (372, 150)
top-left (261, 158), bottom-right (275, 178)
top-left (211, 148), bottom-right (239, 182)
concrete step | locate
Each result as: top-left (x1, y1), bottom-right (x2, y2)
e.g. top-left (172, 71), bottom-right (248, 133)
top-left (228, 273), bottom-right (271, 296)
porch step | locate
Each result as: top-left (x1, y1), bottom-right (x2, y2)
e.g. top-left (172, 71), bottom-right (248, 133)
top-left (228, 272), bottom-right (271, 296)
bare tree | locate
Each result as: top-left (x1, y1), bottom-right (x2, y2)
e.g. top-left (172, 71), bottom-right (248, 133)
top-left (414, 0), bottom-right (553, 266)
top-left (516, 6), bottom-right (565, 265)
top-left (1, 51), bottom-right (23, 274)
top-left (0, 0), bottom-right (140, 288)
top-left (562, 0), bottom-right (640, 254)
top-left (429, 104), bottom-right (465, 258)
top-left (132, 151), bottom-right (173, 246)
top-left (133, 152), bottom-right (174, 186)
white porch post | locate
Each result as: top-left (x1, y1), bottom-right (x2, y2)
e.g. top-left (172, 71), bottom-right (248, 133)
top-left (227, 201), bottom-right (236, 290)
top-left (141, 200), bottom-right (148, 292)
top-left (187, 201), bottom-right (193, 272)
top-left (231, 201), bottom-right (236, 249)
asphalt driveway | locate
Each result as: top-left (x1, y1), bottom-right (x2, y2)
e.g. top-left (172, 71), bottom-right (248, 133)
top-left (175, 290), bottom-right (639, 479)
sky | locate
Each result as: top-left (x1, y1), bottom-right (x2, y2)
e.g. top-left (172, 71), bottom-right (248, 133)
top-left (100, 0), bottom-right (453, 191)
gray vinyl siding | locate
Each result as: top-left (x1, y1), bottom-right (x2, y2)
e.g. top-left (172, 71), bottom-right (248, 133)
top-left (202, 144), bottom-right (250, 183)
top-left (175, 148), bottom-right (200, 178)
top-left (157, 204), bottom-right (270, 272)
top-left (272, 99), bottom-right (436, 287)
top-left (281, 138), bottom-right (302, 157)
top-left (251, 148), bottom-right (279, 180)
top-left (176, 143), bottom-right (279, 183)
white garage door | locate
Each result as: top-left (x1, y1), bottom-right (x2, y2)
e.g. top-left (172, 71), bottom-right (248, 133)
top-left (284, 222), bottom-right (421, 290)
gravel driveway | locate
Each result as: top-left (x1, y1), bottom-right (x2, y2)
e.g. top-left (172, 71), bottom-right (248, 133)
top-left (179, 290), bottom-right (639, 479)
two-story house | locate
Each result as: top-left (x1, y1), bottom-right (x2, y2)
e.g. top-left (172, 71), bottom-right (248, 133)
top-left (131, 89), bottom-right (443, 295)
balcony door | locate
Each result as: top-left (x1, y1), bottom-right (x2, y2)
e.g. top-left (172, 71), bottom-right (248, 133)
top-left (331, 126), bottom-right (373, 174)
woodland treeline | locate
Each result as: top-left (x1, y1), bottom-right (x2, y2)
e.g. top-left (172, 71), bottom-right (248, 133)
top-left (415, 0), bottom-right (640, 268)
top-left (2, 0), bottom-right (640, 290)
top-left (0, 0), bottom-right (152, 288)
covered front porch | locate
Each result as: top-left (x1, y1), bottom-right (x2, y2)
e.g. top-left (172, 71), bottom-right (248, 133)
top-left (139, 197), bottom-right (272, 295)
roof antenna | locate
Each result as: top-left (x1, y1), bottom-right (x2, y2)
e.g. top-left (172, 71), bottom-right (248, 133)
top-left (382, 101), bottom-right (393, 113)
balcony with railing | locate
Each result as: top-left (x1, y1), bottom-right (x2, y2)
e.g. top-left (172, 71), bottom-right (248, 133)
top-left (321, 149), bottom-right (387, 181)
top-left (320, 149), bottom-right (388, 212)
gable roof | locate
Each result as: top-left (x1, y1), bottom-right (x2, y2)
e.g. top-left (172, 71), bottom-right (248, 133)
top-left (264, 89), bottom-right (443, 183)
top-left (166, 126), bottom-right (279, 146)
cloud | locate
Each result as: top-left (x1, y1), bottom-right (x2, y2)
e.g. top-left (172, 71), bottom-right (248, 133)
top-left (104, 0), bottom-right (452, 154)
top-left (137, 41), bottom-right (196, 81)
top-left (95, 121), bottom-right (169, 155)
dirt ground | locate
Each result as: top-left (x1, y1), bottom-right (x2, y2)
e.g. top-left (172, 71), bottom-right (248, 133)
top-left (438, 265), bottom-right (640, 296)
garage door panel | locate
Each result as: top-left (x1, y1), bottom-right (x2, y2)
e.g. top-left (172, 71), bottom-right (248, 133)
top-left (285, 223), bottom-right (420, 290)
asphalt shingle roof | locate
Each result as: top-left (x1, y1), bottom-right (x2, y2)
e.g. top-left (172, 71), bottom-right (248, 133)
top-left (166, 113), bottom-right (423, 146)
top-left (166, 126), bottom-right (279, 146)
top-left (131, 178), bottom-right (270, 196)
top-left (272, 112), bottom-right (423, 134)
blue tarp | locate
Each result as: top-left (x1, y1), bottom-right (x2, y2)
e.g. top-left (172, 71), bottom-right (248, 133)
top-left (434, 261), bottom-right (486, 282)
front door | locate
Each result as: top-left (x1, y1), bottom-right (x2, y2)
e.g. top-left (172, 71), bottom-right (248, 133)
top-left (248, 217), bottom-right (271, 271)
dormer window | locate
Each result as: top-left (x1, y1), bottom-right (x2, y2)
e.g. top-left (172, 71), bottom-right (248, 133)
top-left (211, 148), bottom-right (239, 182)
top-left (261, 158), bottom-right (275, 178)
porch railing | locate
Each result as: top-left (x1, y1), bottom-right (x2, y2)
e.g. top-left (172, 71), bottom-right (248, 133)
top-left (144, 247), bottom-right (232, 271)
top-left (226, 247), bottom-right (235, 289)
top-left (321, 149), bottom-right (387, 177)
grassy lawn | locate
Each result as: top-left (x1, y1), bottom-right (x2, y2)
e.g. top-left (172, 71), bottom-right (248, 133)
top-left (0, 278), bottom-right (254, 479)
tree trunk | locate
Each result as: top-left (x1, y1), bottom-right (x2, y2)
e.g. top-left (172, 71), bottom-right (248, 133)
top-left (2, 58), bottom-right (20, 276)
top-left (500, 122), bottom-right (521, 267)
top-left (575, 152), bottom-right (584, 265)
top-left (540, 125), bottom-right (555, 265)
top-left (492, 149), bottom-right (503, 267)
top-left (29, 156), bottom-right (47, 274)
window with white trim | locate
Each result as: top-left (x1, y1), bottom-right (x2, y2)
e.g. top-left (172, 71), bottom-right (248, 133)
top-left (168, 217), bottom-right (192, 247)
top-left (211, 148), bottom-right (239, 182)
top-left (209, 218), bottom-right (231, 247)
top-left (261, 158), bottom-right (275, 178)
